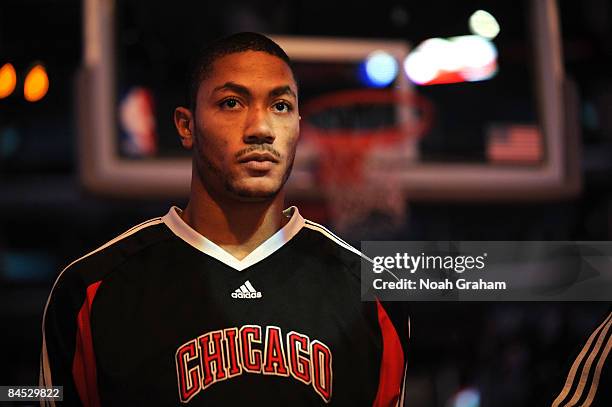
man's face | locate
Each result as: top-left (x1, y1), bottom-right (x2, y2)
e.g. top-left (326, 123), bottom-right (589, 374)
top-left (190, 51), bottom-right (299, 201)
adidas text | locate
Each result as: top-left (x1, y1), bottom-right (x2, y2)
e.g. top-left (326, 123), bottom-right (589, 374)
top-left (231, 291), bottom-right (262, 299)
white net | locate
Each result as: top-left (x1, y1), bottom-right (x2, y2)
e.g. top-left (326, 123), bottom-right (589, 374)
top-left (315, 140), bottom-right (408, 239)
top-left (299, 88), bottom-right (432, 239)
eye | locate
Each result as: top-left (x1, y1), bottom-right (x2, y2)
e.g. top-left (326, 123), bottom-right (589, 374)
top-left (220, 98), bottom-right (241, 109)
top-left (273, 101), bottom-right (292, 113)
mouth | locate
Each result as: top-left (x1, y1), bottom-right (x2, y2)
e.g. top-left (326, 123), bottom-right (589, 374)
top-left (237, 152), bottom-right (280, 164)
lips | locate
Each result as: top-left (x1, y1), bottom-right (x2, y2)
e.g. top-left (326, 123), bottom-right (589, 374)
top-left (238, 152), bottom-right (280, 164)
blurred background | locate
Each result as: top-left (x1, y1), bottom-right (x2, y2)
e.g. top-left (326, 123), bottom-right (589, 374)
top-left (0, 0), bottom-right (611, 405)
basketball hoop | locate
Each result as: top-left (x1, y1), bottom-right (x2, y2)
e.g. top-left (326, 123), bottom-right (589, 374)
top-left (300, 89), bottom-right (434, 238)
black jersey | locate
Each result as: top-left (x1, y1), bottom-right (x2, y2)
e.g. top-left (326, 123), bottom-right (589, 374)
top-left (40, 206), bottom-right (410, 406)
top-left (551, 310), bottom-right (611, 407)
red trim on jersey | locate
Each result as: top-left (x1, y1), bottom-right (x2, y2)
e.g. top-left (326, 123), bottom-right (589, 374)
top-left (72, 280), bottom-right (102, 407)
top-left (373, 299), bottom-right (405, 407)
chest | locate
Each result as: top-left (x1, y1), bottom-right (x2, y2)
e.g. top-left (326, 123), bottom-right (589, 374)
top-left (88, 253), bottom-right (383, 405)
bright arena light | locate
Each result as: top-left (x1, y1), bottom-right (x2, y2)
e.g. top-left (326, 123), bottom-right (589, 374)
top-left (0, 63), bottom-right (17, 99)
top-left (469, 10), bottom-right (500, 39)
top-left (403, 51), bottom-right (438, 85)
top-left (454, 35), bottom-right (497, 69)
top-left (364, 51), bottom-right (399, 87)
top-left (24, 64), bottom-right (49, 102)
top-left (451, 388), bottom-right (480, 407)
top-left (403, 35), bottom-right (498, 85)
top-left (420, 38), bottom-right (459, 72)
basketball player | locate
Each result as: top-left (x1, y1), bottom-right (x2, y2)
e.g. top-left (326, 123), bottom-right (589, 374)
top-left (551, 309), bottom-right (611, 406)
top-left (39, 32), bottom-right (410, 406)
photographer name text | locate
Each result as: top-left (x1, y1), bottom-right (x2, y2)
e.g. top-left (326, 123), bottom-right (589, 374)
top-left (373, 278), bottom-right (506, 291)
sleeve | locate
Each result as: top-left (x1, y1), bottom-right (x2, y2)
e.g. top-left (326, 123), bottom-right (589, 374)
top-left (373, 300), bottom-right (411, 407)
top-left (39, 269), bottom-right (101, 407)
top-left (550, 309), bottom-right (612, 407)
top-left (359, 254), bottom-right (411, 406)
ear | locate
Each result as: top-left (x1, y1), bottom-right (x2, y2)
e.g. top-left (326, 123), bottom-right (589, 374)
top-left (174, 106), bottom-right (195, 149)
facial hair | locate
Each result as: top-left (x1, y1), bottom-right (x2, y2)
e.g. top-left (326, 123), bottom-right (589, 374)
top-left (193, 127), bottom-right (296, 201)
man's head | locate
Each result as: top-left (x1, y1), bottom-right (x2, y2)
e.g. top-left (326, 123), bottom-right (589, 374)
top-left (174, 32), bottom-right (300, 202)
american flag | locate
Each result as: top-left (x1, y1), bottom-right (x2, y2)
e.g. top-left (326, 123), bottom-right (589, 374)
top-left (486, 125), bottom-right (543, 163)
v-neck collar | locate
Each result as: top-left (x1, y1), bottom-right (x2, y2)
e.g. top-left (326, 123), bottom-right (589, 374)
top-left (162, 205), bottom-right (305, 271)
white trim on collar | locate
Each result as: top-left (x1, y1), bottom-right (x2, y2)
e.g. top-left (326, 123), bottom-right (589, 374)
top-left (162, 206), bottom-right (305, 271)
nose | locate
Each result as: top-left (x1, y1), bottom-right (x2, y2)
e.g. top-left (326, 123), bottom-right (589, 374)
top-left (243, 105), bottom-right (275, 144)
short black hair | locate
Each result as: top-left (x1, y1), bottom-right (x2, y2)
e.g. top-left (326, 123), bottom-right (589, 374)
top-left (187, 32), bottom-right (295, 111)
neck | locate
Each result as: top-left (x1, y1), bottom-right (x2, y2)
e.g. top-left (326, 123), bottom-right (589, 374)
top-left (180, 170), bottom-right (289, 260)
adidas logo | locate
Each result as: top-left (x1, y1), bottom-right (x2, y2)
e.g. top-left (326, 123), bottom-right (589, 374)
top-left (231, 280), bottom-right (262, 299)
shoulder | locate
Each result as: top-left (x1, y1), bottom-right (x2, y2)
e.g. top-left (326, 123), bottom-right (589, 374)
top-left (42, 216), bottom-right (173, 333)
top-left (299, 218), bottom-right (372, 266)
top-left (51, 216), bottom-right (170, 293)
top-left (299, 218), bottom-right (411, 335)
top-left (551, 309), bottom-right (612, 406)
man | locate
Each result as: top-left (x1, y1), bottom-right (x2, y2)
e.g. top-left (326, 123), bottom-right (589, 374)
top-left (551, 309), bottom-right (611, 406)
top-left (40, 32), bottom-right (409, 406)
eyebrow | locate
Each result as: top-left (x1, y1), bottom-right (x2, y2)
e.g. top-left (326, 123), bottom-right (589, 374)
top-left (269, 85), bottom-right (296, 99)
top-left (212, 82), bottom-right (296, 99)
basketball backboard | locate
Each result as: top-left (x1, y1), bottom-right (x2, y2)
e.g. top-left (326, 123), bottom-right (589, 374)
top-left (77, 0), bottom-right (579, 201)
